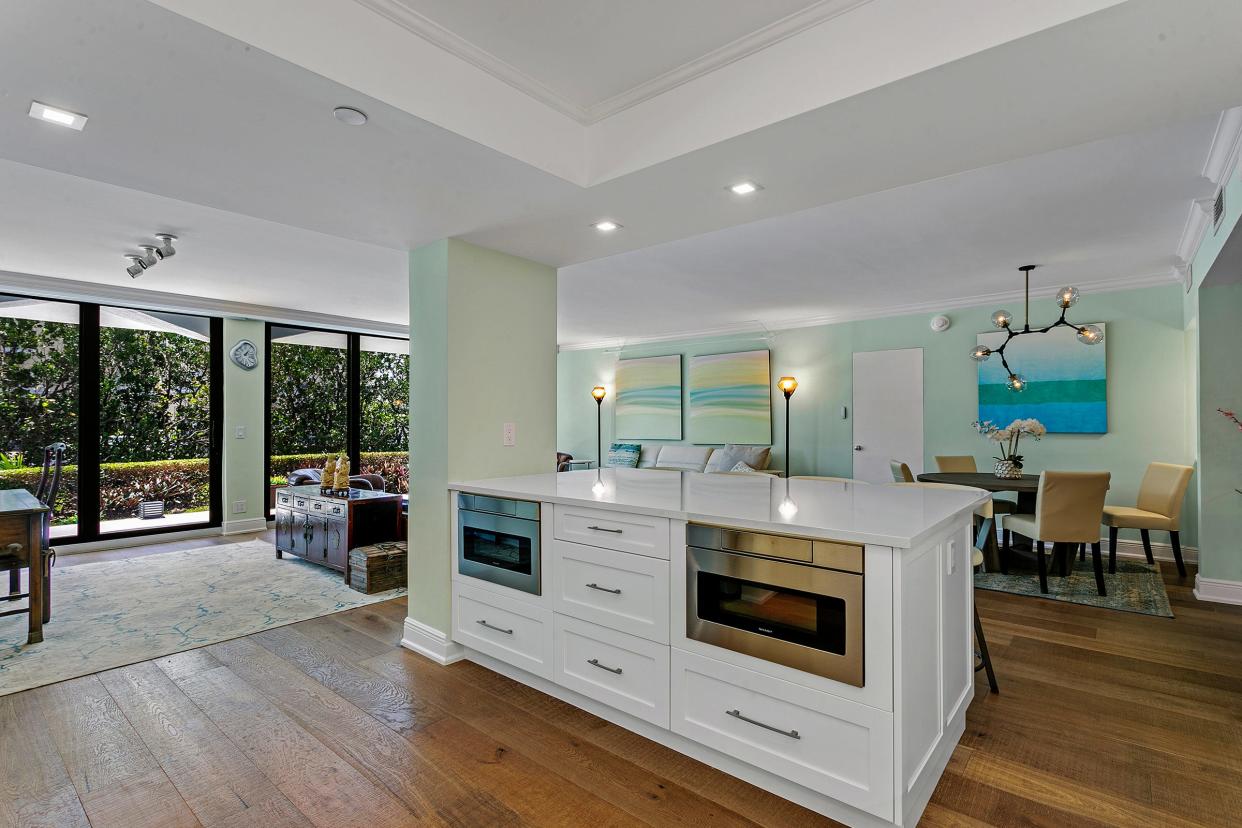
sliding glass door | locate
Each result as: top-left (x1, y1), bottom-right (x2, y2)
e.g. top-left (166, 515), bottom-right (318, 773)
top-left (265, 326), bottom-right (408, 510)
top-left (0, 295), bottom-right (221, 543)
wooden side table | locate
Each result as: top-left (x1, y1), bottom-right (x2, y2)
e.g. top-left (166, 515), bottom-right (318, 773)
top-left (0, 489), bottom-right (50, 645)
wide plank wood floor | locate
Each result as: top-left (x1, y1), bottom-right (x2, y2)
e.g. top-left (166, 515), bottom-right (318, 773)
top-left (3, 563), bottom-right (1239, 827)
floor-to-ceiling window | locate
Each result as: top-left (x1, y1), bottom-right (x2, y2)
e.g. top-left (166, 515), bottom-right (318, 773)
top-left (0, 295), bottom-right (80, 539)
top-left (359, 335), bottom-right (409, 493)
top-left (266, 327), bottom-right (408, 510)
top-left (0, 294), bottom-right (221, 543)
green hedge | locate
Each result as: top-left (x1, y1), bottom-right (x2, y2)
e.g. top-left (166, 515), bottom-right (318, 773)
top-left (0, 451), bottom-right (409, 524)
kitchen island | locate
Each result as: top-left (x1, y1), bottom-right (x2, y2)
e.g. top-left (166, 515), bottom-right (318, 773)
top-left (443, 468), bottom-right (986, 827)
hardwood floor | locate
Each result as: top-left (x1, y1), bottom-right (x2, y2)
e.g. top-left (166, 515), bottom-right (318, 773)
top-left (2, 563), bottom-right (1239, 827)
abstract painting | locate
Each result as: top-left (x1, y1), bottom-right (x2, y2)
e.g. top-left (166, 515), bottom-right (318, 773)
top-left (978, 323), bottom-right (1107, 433)
top-left (615, 354), bottom-right (682, 440)
top-left (689, 349), bottom-right (772, 444)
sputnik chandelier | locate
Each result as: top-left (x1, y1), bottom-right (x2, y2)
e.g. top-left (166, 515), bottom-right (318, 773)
top-left (970, 265), bottom-right (1103, 392)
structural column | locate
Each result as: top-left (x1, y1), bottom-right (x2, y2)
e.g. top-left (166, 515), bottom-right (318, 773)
top-left (406, 239), bottom-right (557, 657)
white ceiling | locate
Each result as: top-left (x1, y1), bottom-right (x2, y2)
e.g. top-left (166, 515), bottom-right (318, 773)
top-left (378, 0), bottom-right (823, 111)
top-left (558, 114), bottom-right (1220, 347)
top-left (0, 0), bottom-right (1240, 343)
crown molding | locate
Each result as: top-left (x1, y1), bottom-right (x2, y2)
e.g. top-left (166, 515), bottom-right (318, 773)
top-left (1174, 198), bottom-right (1214, 286)
top-left (1202, 106), bottom-right (1242, 185)
top-left (351, 0), bottom-right (874, 126)
top-left (0, 269), bottom-right (408, 338)
top-left (584, 0), bottom-right (875, 122)
top-left (557, 269), bottom-right (1179, 352)
top-left (352, 0), bottom-right (592, 123)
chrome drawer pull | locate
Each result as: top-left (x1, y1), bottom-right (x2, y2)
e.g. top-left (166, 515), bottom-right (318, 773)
top-left (476, 620), bottom-right (513, 635)
top-left (587, 525), bottom-right (623, 534)
top-left (588, 658), bottom-right (623, 675)
top-left (726, 709), bottom-right (801, 740)
top-left (585, 582), bottom-right (622, 595)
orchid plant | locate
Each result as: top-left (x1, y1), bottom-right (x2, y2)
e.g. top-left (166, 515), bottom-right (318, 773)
top-left (972, 418), bottom-right (1046, 467)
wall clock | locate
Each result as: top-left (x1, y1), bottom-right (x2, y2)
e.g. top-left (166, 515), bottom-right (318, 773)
top-left (230, 339), bottom-right (258, 370)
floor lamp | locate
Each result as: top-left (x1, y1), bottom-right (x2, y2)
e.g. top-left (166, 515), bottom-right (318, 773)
top-left (778, 376), bottom-right (798, 477)
top-left (592, 386), bottom-right (607, 468)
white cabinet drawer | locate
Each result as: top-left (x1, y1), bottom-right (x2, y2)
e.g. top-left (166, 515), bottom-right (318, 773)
top-left (554, 505), bottom-right (669, 559)
top-left (671, 649), bottom-right (893, 820)
top-left (552, 540), bottom-right (669, 643)
top-left (554, 615), bottom-right (670, 727)
top-left (453, 582), bottom-right (553, 679)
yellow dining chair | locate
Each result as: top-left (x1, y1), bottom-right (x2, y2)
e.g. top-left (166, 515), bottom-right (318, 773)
top-left (1101, 462), bottom-right (1193, 577)
top-left (1003, 471), bottom-right (1111, 596)
top-left (935, 455), bottom-right (1018, 518)
top-left (889, 460), bottom-right (914, 483)
top-left (890, 481), bottom-right (998, 693)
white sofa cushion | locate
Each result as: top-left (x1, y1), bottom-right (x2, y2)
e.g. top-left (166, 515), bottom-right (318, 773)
top-left (637, 445), bottom-right (662, 469)
top-left (653, 445), bottom-right (715, 472)
top-left (704, 444), bottom-right (771, 473)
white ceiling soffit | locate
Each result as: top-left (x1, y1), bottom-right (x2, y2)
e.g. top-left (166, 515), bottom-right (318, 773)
top-left (147, 0), bottom-right (1129, 185)
top-left (556, 113), bottom-right (1221, 349)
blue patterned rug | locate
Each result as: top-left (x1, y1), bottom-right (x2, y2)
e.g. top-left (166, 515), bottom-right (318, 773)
top-left (0, 540), bottom-right (405, 696)
top-left (975, 557), bottom-right (1173, 617)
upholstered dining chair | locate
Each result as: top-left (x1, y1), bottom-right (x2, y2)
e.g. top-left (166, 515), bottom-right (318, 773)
top-left (889, 460), bottom-right (914, 483)
top-left (890, 480), bottom-right (998, 693)
top-left (1003, 471), bottom-right (1111, 596)
top-left (1100, 462), bottom-right (1193, 577)
top-left (934, 455), bottom-right (1018, 518)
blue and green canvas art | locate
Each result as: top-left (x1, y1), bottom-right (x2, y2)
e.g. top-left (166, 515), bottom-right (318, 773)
top-left (977, 323), bottom-right (1106, 433)
top-left (615, 354), bottom-right (682, 440)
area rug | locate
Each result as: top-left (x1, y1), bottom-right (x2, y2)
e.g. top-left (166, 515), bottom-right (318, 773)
top-left (975, 558), bottom-right (1173, 617)
top-left (0, 540), bottom-right (406, 697)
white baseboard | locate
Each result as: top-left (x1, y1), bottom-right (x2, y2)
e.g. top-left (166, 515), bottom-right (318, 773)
top-left (223, 517), bottom-right (271, 535)
top-left (401, 617), bottom-right (465, 665)
top-left (1193, 574), bottom-right (1242, 605)
top-left (1109, 537), bottom-right (1198, 566)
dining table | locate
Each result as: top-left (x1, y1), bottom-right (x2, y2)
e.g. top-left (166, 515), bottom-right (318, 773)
top-left (917, 471), bottom-right (1040, 570)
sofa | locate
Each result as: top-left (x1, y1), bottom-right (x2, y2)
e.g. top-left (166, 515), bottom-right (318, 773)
top-left (611, 444), bottom-right (774, 474)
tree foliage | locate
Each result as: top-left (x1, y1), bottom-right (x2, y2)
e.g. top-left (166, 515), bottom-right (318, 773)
top-left (269, 342), bottom-right (348, 455)
top-left (0, 317), bottom-right (80, 462)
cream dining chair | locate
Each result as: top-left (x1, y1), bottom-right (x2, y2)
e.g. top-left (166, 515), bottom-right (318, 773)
top-left (889, 460), bottom-right (914, 483)
top-left (1003, 471), bottom-right (1111, 596)
top-left (890, 481), bottom-right (998, 693)
top-left (934, 455), bottom-right (1018, 517)
top-left (1100, 462), bottom-right (1193, 577)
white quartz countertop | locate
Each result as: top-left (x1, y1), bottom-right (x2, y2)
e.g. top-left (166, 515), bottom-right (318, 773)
top-left (450, 469), bottom-right (987, 548)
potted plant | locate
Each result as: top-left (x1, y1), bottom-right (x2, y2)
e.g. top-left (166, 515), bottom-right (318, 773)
top-left (973, 418), bottom-right (1046, 479)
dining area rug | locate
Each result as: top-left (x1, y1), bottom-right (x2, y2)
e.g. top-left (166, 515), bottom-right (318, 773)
top-left (975, 557), bottom-right (1173, 617)
top-left (0, 539), bottom-right (405, 697)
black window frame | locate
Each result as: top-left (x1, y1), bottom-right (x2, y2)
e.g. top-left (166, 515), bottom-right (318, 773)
top-left (0, 292), bottom-right (223, 544)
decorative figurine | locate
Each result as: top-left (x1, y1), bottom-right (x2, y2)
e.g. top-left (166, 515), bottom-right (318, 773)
top-left (321, 457), bottom-right (336, 495)
top-left (335, 455), bottom-right (350, 495)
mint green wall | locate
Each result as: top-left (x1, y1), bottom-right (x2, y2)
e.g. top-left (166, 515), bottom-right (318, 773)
top-left (1195, 284), bottom-right (1242, 581)
top-left (221, 318), bottom-right (266, 530)
top-left (559, 283), bottom-right (1195, 545)
top-left (409, 239), bottom-right (557, 633)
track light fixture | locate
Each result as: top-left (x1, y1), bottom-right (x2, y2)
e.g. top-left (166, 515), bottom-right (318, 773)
top-left (122, 233), bottom-right (180, 278)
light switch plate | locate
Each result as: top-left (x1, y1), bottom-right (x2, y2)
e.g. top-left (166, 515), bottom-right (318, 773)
top-left (503, 422), bottom-right (516, 446)
top-left (234, 425), bottom-right (246, 439)
top-left (232, 500), bottom-right (246, 514)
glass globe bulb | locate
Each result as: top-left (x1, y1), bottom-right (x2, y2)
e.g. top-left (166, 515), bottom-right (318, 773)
top-left (1006, 373), bottom-right (1026, 393)
top-left (991, 309), bottom-right (1012, 329)
top-left (1056, 286), bottom-right (1080, 308)
top-left (969, 345), bottom-right (992, 362)
top-left (1077, 324), bottom-right (1103, 345)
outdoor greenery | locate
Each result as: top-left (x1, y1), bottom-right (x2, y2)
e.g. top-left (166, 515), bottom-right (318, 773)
top-left (1, 315), bottom-right (410, 523)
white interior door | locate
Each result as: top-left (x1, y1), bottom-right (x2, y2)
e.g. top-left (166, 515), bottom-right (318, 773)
top-left (851, 349), bottom-right (924, 483)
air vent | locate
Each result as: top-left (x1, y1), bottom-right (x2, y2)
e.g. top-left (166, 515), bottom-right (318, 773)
top-left (1213, 187), bottom-right (1225, 233)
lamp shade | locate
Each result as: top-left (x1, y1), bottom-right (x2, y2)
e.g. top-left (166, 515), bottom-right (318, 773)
top-left (591, 385), bottom-right (607, 401)
top-left (778, 376), bottom-right (798, 397)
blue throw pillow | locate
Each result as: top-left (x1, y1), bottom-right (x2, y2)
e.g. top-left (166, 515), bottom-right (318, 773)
top-left (607, 443), bottom-right (641, 468)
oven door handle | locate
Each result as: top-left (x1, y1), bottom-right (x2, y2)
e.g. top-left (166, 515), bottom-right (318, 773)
top-left (726, 709), bottom-right (801, 740)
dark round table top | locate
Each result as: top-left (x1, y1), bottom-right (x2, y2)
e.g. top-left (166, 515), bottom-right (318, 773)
top-left (916, 472), bottom-right (1040, 492)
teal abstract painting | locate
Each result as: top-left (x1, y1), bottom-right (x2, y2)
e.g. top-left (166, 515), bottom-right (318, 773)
top-left (615, 355), bottom-right (682, 440)
top-left (978, 323), bottom-right (1106, 433)
top-left (689, 349), bottom-right (772, 445)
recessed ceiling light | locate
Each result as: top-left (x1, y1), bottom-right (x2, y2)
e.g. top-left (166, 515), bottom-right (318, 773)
top-left (593, 220), bottom-right (621, 233)
top-left (728, 181), bottom-right (762, 196)
top-left (333, 106), bottom-right (367, 126)
top-left (29, 101), bottom-right (87, 131)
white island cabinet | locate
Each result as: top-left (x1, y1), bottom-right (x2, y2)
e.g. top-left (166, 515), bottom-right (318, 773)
top-left (446, 468), bottom-right (985, 828)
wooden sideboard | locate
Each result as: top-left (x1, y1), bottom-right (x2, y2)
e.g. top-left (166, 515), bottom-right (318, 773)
top-left (273, 485), bottom-right (401, 585)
